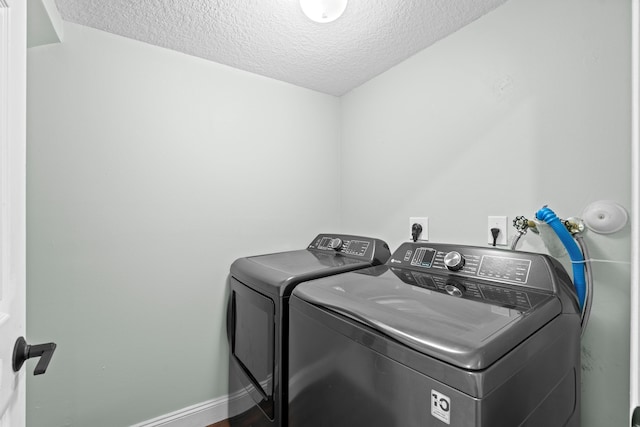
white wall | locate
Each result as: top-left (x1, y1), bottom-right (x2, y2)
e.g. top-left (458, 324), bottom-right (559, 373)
top-left (27, 0), bottom-right (63, 48)
top-left (341, 0), bottom-right (631, 425)
top-left (26, 22), bottom-right (341, 427)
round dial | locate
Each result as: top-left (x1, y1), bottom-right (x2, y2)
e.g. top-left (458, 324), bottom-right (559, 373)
top-left (328, 238), bottom-right (343, 251)
top-left (443, 251), bottom-right (465, 271)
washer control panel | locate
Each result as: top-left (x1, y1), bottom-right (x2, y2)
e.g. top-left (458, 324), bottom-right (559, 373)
top-left (389, 242), bottom-right (552, 292)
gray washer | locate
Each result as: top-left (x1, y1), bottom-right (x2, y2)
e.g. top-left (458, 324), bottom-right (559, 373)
top-left (288, 242), bottom-right (581, 427)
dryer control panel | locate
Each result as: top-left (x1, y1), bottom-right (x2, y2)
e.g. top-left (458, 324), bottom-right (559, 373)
top-left (387, 242), bottom-right (561, 293)
top-left (308, 234), bottom-right (391, 265)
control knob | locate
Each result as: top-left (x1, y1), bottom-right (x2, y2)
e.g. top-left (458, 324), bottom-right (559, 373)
top-left (444, 251), bottom-right (465, 271)
top-left (328, 238), bottom-right (343, 251)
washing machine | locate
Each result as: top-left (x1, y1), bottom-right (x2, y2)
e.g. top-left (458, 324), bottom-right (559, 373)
top-left (226, 233), bottom-right (391, 427)
top-left (288, 242), bottom-right (581, 427)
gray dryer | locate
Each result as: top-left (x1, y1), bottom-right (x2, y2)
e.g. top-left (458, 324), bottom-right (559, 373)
top-left (227, 234), bottom-right (391, 427)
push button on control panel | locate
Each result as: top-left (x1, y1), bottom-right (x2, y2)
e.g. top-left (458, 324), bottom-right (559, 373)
top-left (342, 240), bottom-right (370, 256)
top-left (478, 256), bottom-right (532, 283)
top-left (411, 248), bottom-right (437, 267)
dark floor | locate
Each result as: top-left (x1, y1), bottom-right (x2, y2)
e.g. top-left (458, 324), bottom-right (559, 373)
top-left (208, 403), bottom-right (268, 426)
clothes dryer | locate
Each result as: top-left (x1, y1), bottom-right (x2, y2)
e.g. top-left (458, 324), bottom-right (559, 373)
top-left (288, 242), bottom-right (581, 427)
top-left (227, 234), bottom-right (391, 427)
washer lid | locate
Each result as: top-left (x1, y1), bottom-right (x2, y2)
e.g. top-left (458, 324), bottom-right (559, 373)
top-left (292, 266), bottom-right (562, 370)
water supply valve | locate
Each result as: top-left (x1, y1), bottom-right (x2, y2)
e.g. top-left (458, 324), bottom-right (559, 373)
top-left (512, 216), bottom-right (531, 234)
top-left (563, 217), bottom-right (585, 236)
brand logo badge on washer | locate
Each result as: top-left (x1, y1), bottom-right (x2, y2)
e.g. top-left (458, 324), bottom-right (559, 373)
top-left (431, 389), bottom-right (451, 424)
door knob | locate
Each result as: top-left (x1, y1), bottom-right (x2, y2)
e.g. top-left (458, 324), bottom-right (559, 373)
top-left (12, 336), bottom-right (57, 375)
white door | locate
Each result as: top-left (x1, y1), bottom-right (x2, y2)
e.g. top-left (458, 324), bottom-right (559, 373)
top-left (0, 0), bottom-right (27, 425)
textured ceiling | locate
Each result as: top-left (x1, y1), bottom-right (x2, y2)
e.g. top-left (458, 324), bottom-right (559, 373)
top-left (53, 0), bottom-right (509, 96)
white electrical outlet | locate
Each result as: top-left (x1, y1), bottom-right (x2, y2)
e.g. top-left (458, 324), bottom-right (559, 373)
top-left (488, 216), bottom-right (508, 246)
top-left (409, 217), bottom-right (429, 241)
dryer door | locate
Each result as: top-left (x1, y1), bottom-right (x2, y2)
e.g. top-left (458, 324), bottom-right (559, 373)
top-left (228, 278), bottom-right (275, 419)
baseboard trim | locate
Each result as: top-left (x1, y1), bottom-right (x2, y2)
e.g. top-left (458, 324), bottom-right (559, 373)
top-left (130, 389), bottom-right (254, 427)
top-left (130, 396), bottom-right (228, 427)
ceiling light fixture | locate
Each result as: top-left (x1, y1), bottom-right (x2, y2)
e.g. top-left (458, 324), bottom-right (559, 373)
top-left (299, 0), bottom-right (348, 23)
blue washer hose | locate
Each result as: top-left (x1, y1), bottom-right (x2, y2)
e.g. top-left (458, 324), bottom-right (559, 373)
top-left (535, 206), bottom-right (586, 310)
